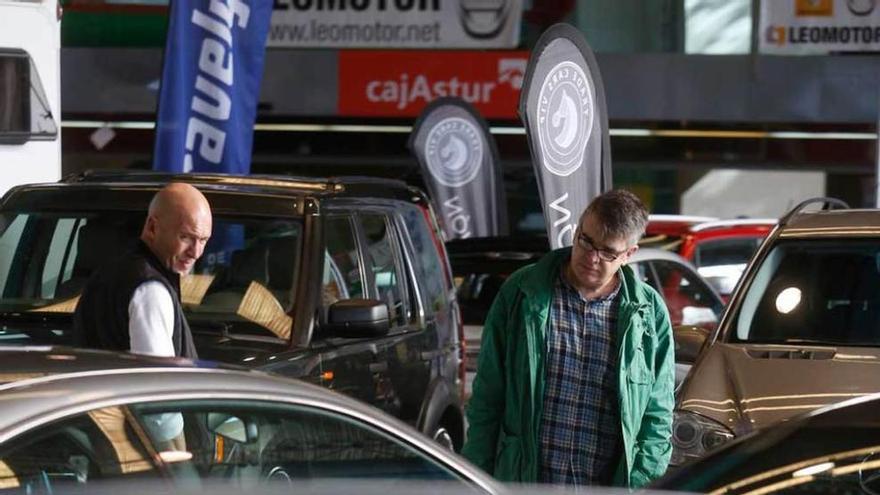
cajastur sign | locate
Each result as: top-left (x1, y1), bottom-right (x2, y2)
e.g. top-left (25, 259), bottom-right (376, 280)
top-left (337, 50), bottom-right (529, 118)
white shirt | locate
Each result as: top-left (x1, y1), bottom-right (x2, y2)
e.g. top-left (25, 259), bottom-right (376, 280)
top-left (128, 280), bottom-right (183, 443)
top-left (128, 280), bottom-right (176, 357)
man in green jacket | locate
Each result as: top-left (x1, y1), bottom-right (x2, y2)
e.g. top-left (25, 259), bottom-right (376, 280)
top-left (462, 190), bottom-right (674, 489)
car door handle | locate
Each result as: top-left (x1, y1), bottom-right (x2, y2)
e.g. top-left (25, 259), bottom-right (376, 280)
top-left (369, 361), bottom-right (388, 373)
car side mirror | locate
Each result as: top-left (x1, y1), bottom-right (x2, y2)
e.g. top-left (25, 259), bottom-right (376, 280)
top-left (324, 298), bottom-right (390, 338)
top-left (674, 325), bottom-right (709, 364)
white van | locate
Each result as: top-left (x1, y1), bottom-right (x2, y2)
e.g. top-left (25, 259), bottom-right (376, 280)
top-left (0, 0), bottom-right (61, 196)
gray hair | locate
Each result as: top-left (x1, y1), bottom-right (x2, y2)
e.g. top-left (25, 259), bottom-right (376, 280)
top-left (580, 189), bottom-right (649, 246)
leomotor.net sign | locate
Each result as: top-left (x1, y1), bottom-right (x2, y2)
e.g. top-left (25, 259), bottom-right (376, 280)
top-left (338, 50), bottom-right (529, 118)
top-left (268, 0), bottom-right (523, 48)
top-left (760, 0), bottom-right (880, 54)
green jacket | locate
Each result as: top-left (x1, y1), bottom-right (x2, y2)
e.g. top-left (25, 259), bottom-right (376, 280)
top-left (461, 248), bottom-right (675, 489)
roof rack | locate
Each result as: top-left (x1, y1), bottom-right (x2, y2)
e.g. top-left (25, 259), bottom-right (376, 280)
top-left (64, 170), bottom-right (339, 192)
top-left (64, 170), bottom-right (411, 192)
top-left (62, 169), bottom-right (159, 182)
top-left (779, 197), bottom-right (850, 226)
top-left (59, 170), bottom-right (418, 202)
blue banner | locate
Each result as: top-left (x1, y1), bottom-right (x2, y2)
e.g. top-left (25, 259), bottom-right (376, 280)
top-left (153, 0), bottom-right (272, 174)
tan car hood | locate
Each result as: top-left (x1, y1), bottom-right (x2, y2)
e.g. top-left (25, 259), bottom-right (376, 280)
top-left (677, 343), bottom-right (880, 435)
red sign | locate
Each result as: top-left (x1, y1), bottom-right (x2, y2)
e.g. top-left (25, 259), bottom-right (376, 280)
top-left (338, 50), bottom-right (529, 119)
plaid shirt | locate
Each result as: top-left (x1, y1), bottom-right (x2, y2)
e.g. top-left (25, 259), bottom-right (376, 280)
top-left (539, 271), bottom-right (622, 486)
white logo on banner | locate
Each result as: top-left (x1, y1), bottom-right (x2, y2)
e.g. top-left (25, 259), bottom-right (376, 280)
top-left (425, 117), bottom-right (484, 187)
top-left (537, 61), bottom-right (594, 177)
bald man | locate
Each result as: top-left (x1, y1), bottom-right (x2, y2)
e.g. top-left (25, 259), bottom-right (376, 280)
top-left (74, 183), bottom-right (212, 359)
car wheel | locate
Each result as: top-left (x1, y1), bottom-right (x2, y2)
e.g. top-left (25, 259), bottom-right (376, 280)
top-left (432, 426), bottom-right (455, 450)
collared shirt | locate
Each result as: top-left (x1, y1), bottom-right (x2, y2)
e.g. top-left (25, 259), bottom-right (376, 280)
top-left (129, 281), bottom-right (184, 443)
top-left (539, 270), bottom-right (622, 486)
top-left (129, 281), bottom-right (176, 357)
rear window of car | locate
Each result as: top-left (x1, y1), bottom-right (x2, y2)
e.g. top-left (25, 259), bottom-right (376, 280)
top-left (695, 237), bottom-right (763, 269)
top-left (399, 205), bottom-right (448, 316)
top-left (730, 239), bottom-right (880, 346)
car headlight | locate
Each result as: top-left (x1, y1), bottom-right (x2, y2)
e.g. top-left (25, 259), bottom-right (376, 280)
top-left (670, 410), bottom-right (734, 466)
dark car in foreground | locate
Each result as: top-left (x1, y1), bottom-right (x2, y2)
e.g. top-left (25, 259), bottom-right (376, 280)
top-left (446, 236), bottom-right (723, 392)
top-left (672, 198), bottom-right (880, 466)
top-left (0, 347), bottom-right (501, 494)
top-left (0, 172), bottom-right (465, 449)
top-left (654, 392), bottom-right (880, 494)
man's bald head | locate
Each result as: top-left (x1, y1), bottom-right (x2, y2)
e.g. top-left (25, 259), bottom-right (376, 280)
top-left (141, 183), bottom-right (212, 274)
top-left (147, 183), bottom-right (210, 221)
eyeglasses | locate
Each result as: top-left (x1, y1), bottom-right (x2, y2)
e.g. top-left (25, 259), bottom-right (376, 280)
top-left (576, 232), bottom-right (626, 262)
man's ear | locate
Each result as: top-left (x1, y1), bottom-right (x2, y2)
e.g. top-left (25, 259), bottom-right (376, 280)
top-left (626, 244), bottom-right (639, 260)
top-left (143, 215), bottom-right (158, 240)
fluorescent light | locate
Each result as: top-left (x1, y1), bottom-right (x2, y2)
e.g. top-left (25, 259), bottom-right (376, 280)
top-left (59, 121), bottom-right (880, 140)
top-left (63, 121), bottom-right (155, 130)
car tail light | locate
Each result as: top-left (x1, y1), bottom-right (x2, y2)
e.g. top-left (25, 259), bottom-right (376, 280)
top-left (417, 201), bottom-right (453, 289)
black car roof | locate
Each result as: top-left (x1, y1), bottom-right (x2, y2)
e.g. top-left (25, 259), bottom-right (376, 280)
top-left (1, 171), bottom-right (429, 216)
top-left (445, 235), bottom-right (550, 255)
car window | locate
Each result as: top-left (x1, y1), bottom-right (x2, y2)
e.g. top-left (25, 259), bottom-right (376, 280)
top-left (449, 248), bottom-right (540, 326)
top-left (0, 406), bottom-right (156, 492)
top-left (694, 237), bottom-right (763, 295)
top-left (129, 399), bottom-right (461, 484)
top-left (695, 236), bottom-right (762, 268)
top-left (0, 212), bottom-right (303, 340)
top-left (733, 239), bottom-right (880, 345)
top-left (192, 219), bottom-right (301, 339)
top-left (322, 215), bottom-right (364, 309)
top-left (456, 273), bottom-right (508, 325)
top-left (0, 399), bottom-right (463, 492)
top-left (399, 205), bottom-right (448, 316)
top-left (358, 213), bottom-right (409, 328)
top-left (0, 213), bottom-right (143, 306)
top-left (652, 260), bottom-right (721, 330)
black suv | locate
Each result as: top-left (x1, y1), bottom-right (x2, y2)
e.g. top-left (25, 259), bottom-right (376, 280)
top-left (0, 171), bottom-right (467, 450)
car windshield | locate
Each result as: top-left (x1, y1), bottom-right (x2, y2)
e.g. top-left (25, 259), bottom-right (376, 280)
top-left (0, 211), bottom-right (302, 340)
top-left (729, 239), bottom-right (880, 346)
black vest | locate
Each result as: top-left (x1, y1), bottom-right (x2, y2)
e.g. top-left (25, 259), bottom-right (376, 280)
top-left (73, 240), bottom-right (198, 358)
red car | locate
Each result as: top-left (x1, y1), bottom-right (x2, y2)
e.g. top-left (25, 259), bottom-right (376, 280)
top-left (643, 215), bottom-right (777, 300)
